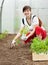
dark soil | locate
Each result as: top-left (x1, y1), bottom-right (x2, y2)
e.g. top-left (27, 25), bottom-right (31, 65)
top-left (0, 34), bottom-right (48, 65)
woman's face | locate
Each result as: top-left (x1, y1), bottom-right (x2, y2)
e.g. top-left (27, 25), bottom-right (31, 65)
top-left (23, 9), bottom-right (31, 18)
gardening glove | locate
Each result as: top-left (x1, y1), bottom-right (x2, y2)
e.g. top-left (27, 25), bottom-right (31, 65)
top-left (10, 40), bottom-right (16, 49)
top-left (12, 40), bottom-right (16, 44)
top-left (21, 35), bottom-right (28, 41)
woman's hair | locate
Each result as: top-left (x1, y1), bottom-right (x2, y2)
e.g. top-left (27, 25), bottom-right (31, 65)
top-left (38, 18), bottom-right (42, 27)
top-left (23, 5), bottom-right (31, 12)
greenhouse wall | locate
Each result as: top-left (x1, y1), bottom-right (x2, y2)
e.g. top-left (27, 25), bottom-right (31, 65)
top-left (2, 0), bottom-right (15, 34)
top-left (1, 0), bottom-right (48, 34)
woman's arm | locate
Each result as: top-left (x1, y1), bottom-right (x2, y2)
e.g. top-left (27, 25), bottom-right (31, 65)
top-left (26, 25), bottom-right (38, 39)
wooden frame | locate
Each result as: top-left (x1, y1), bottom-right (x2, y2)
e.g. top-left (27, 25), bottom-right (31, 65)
top-left (32, 52), bottom-right (48, 61)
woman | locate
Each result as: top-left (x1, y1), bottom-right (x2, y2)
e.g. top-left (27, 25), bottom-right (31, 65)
top-left (10, 5), bottom-right (47, 48)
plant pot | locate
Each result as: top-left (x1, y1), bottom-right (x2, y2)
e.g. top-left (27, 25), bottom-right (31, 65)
top-left (32, 52), bottom-right (48, 61)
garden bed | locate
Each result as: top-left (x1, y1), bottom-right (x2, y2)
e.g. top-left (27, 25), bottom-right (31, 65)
top-left (0, 34), bottom-right (48, 65)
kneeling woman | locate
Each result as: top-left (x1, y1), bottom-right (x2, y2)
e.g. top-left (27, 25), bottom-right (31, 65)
top-left (10, 6), bottom-right (47, 48)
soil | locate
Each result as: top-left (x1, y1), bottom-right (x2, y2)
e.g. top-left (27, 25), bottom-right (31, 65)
top-left (0, 34), bottom-right (48, 65)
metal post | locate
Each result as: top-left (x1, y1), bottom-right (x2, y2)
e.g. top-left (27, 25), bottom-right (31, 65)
top-left (0, 0), bottom-right (4, 33)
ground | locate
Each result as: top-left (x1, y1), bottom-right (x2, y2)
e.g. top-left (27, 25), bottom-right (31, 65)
top-left (0, 34), bottom-right (48, 65)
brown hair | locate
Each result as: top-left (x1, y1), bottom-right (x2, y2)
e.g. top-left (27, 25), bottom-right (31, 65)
top-left (38, 18), bottom-right (42, 27)
top-left (23, 6), bottom-right (31, 12)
